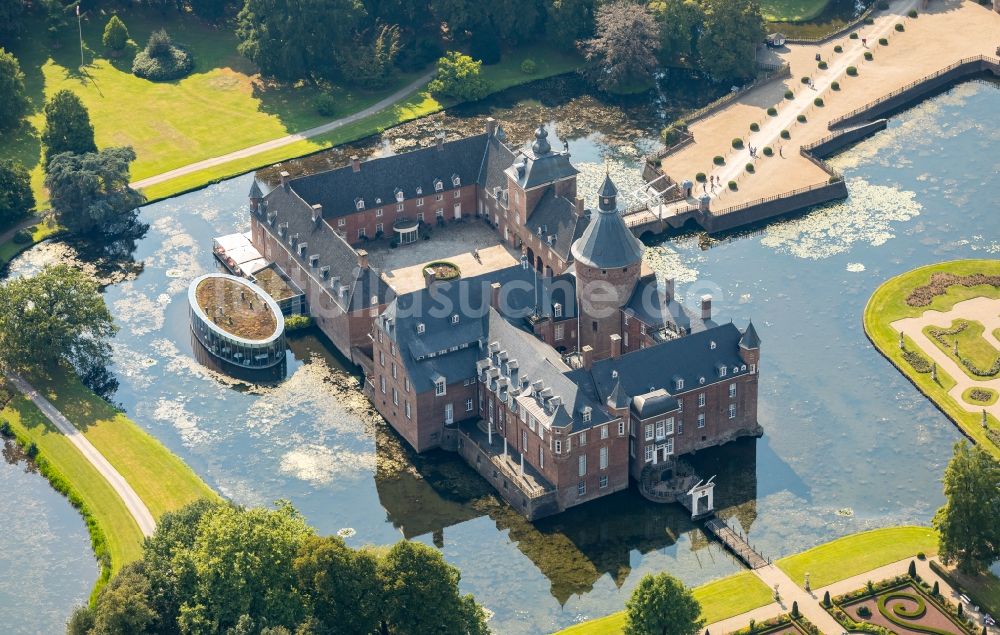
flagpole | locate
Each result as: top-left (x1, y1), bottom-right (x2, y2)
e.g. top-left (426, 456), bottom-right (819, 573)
top-left (77, 3), bottom-right (84, 70)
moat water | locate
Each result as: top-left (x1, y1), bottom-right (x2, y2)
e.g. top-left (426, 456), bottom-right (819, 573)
top-left (2, 76), bottom-right (999, 634)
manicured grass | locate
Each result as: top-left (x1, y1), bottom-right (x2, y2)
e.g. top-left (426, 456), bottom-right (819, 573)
top-left (553, 571), bottom-right (773, 634)
top-left (922, 319), bottom-right (1000, 380)
top-left (0, 9), bottom-right (430, 206)
top-left (776, 526), bottom-right (939, 589)
top-left (26, 366), bottom-right (219, 519)
top-left (0, 218), bottom-right (61, 266)
top-left (139, 46), bottom-right (582, 202)
top-left (940, 566), bottom-right (1000, 615)
top-left (762, 0), bottom-right (832, 22)
top-left (1, 390), bottom-right (145, 579)
top-left (962, 386), bottom-right (998, 406)
top-left (864, 260), bottom-right (1000, 459)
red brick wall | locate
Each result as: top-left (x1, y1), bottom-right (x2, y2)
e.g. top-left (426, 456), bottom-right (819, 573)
top-left (576, 261), bottom-right (640, 361)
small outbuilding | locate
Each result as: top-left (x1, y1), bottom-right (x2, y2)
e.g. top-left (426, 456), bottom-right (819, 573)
top-left (766, 33), bottom-right (786, 48)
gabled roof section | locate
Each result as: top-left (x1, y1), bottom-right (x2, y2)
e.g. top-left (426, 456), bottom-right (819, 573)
top-left (249, 179), bottom-right (263, 199)
top-left (606, 373), bottom-right (631, 409)
top-left (740, 321), bottom-right (761, 349)
top-left (570, 205), bottom-right (644, 269)
top-left (599, 172), bottom-right (618, 198)
top-left (625, 278), bottom-right (706, 335)
top-left (287, 134), bottom-right (489, 218)
top-left (527, 189), bottom-right (588, 263)
top-left (477, 131), bottom-right (517, 195)
top-left (505, 125), bottom-right (578, 191)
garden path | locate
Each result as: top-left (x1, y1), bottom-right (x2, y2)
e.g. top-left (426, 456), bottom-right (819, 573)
top-left (891, 296), bottom-right (1000, 420)
top-left (752, 564), bottom-right (846, 633)
top-left (129, 71), bottom-right (434, 191)
top-left (5, 372), bottom-right (156, 537)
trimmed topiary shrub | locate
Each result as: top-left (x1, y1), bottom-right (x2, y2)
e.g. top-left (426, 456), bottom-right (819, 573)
top-left (932, 580), bottom-right (939, 595)
top-left (814, 97), bottom-right (824, 106)
top-left (520, 58), bottom-right (537, 74)
top-left (846, 66), bottom-right (858, 76)
top-left (908, 560), bottom-right (917, 577)
top-left (728, 180), bottom-right (737, 190)
top-left (713, 155), bottom-right (725, 165)
top-left (864, 51), bottom-right (873, 61)
top-left (834, 44), bottom-right (843, 53)
top-left (895, 23), bottom-right (904, 31)
top-left (750, 122), bottom-right (759, 132)
top-left (745, 163), bottom-right (754, 173)
top-left (823, 590), bottom-right (831, 607)
top-left (763, 146), bottom-right (773, 156)
top-left (850, 32), bottom-right (859, 39)
top-left (831, 81), bottom-right (840, 90)
top-left (917, 551), bottom-right (926, 560)
top-left (767, 106), bottom-right (777, 116)
top-left (908, 9), bottom-right (918, 17)
top-left (857, 605), bottom-right (872, 619)
top-left (780, 129), bottom-right (790, 139)
top-left (695, 172), bottom-right (706, 182)
top-left (796, 114), bottom-right (807, 123)
top-left (801, 76), bottom-right (810, 84)
top-left (132, 29), bottom-right (194, 81)
top-left (879, 37), bottom-right (888, 46)
top-left (314, 93), bottom-right (338, 117)
top-left (818, 60), bottom-right (828, 69)
top-left (732, 138), bottom-right (744, 149)
top-left (784, 90), bottom-right (794, 99)
top-left (864, 17), bottom-right (875, 24)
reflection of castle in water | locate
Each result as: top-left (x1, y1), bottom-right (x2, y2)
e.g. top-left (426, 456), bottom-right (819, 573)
top-left (375, 423), bottom-right (758, 604)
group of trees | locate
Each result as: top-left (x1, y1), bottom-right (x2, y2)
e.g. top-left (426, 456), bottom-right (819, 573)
top-left (67, 499), bottom-right (489, 635)
top-left (934, 441), bottom-right (1000, 574)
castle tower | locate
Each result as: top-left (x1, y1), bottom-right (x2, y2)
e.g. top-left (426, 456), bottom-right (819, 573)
top-left (248, 179), bottom-right (263, 214)
top-left (738, 320), bottom-right (761, 368)
top-left (570, 173), bottom-right (644, 361)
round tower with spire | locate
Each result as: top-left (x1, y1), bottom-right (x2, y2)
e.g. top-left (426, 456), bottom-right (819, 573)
top-left (570, 172), bottom-right (644, 361)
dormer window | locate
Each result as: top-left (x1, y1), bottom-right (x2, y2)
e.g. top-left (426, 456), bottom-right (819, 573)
top-left (435, 377), bottom-right (446, 396)
top-left (553, 303), bottom-right (562, 318)
top-left (319, 266), bottom-right (330, 279)
top-left (417, 323), bottom-right (425, 334)
top-left (309, 254), bottom-right (319, 267)
top-left (298, 243), bottom-right (308, 256)
top-left (674, 377), bottom-right (684, 391)
top-left (416, 186), bottom-right (422, 195)
top-left (710, 341), bottom-right (716, 349)
top-left (451, 314), bottom-right (459, 324)
top-left (452, 174), bottom-right (461, 187)
top-left (356, 198), bottom-right (365, 210)
top-left (582, 407), bottom-right (592, 423)
top-left (395, 189), bottom-right (404, 202)
top-left (434, 179), bottom-right (443, 192)
top-left (719, 365), bottom-right (727, 377)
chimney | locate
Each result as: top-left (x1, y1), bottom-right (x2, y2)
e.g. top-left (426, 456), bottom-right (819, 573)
top-left (490, 281), bottom-right (502, 311)
top-left (610, 333), bottom-right (622, 359)
top-left (575, 196), bottom-right (584, 215)
top-left (664, 278), bottom-right (675, 302)
top-left (581, 345), bottom-right (594, 371)
top-left (311, 204), bottom-right (322, 223)
top-left (357, 248), bottom-right (369, 270)
top-left (485, 117), bottom-right (497, 135)
top-left (423, 266), bottom-right (436, 289)
top-left (436, 135), bottom-right (444, 151)
top-left (280, 171), bottom-right (290, 188)
top-left (701, 295), bottom-right (712, 321)
top-left (351, 156), bottom-right (361, 173)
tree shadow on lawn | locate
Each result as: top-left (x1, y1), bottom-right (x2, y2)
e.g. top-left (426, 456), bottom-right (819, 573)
top-left (0, 122), bottom-right (42, 173)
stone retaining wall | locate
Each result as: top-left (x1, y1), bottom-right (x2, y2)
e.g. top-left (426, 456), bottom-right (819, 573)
top-left (705, 180), bottom-right (848, 234)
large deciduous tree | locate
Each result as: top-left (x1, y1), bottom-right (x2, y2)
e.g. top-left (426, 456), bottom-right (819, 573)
top-left (0, 264), bottom-right (117, 374)
top-left (651, 0), bottom-right (705, 66)
top-left (697, 0), bottom-right (765, 80)
top-left (427, 51), bottom-right (491, 101)
top-left (0, 47), bottom-right (29, 131)
top-left (293, 535), bottom-right (382, 635)
top-left (580, 0), bottom-right (660, 93)
top-left (378, 540), bottom-right (489, 635)
top-left (933, 441), bottom-right (1000, 573)
top-left (0, 0), bottom-right (27, 48)
top-left (0, 159), bottom-right (34, 229)
top-left (545, 0), bottom-right (597, 50)
top-left (236, 0), bottom-right (366, 84)
top-left (624, 573), bottom-right (703, 635)
top-left (41, 90), bottom-right (97, 164)
top-left (44, 146), bottom-right (145, 237)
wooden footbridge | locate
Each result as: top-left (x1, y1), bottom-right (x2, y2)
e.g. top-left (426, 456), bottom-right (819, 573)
top-left (703, 517), bottom-right (770, 570)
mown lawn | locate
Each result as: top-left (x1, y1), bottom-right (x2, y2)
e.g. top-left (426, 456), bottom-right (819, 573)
top-left (864, 260), bottom-right (1000, 459)
top-left (0, 8), bottom-right (428, 205)
top-left (0, 218), bottom-right (61, 266)
top-left (553, 571), bottom-right (773, 635)
top-left (762, 0), bottom-right (832, 22)
top-left (923, 319), bottom-right (1000, 380)
top-left (776, 526), bottom-right (939, 589)
top-left (139, 44), bottom-right (583, 202)
top-left (1, 391), bottom-right (146, 576)
top-left (26, 366), bottom-right (219, 519)
top-left (942, 566), bottom-right (1000, 615)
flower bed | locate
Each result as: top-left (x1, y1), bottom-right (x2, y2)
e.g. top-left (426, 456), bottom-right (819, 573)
top-left (827, 576), bottom-right (975, 635)
top-left (426, 261), bottom-right (461, 281)
top-left (907, 272), bottom-right (1000, 307)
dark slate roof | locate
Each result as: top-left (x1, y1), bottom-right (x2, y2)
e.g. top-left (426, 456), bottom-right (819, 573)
top-left (485, 310), bottom-right (612, 430)
top-left (288, 134), bottom-right (489, 219)
top-left (477, 133), bottom-right (517, 196)
top-left (606, 374), bottom-right (631, 409)
top-left (570, 205), bottom-right (645, 269)
top-left (249, 179), bottom-right (263, 199)
top-left (379, 265), bottom-right (578, 392)
top-left (740, 321), bottom-right (761, 349)
top-left (505, 125), bottom-right (578, 190)
top-left (625, 278), bottom-right (706, 335)
top-left (583, 323), bottom-right (750, 411)
top-left (631, 389), bottom-right (677, 418)
top-left (599, 173), bottom-right (618, 198)
top-left (259, 183), bottom-right (392, 312)
top-left (527, 190), bottom-right (589, 263)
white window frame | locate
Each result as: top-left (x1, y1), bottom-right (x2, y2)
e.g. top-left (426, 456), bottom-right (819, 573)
top-left (553, 303), bottom-right (562, 318)
top-left (600, 425), bottom-right (608, 440)
top-left (444, 403), bottom-right (454, 424)
top-left (379, 376), bottom-right (386, 393)
top-left (554, 439), bottom-right (562, 454)
top-left (697, 414), bottom-right (705, 428)
top-left (578, 455), bottom-right (587, 477)
top-left (538, 446), bottom-right (544, 469)
top-left (392, 388), bottom-right (398, 406)
top-left (698, 393), bottom-right (706, 408)
top-left (416, 197), bottom-right (424, 207)
top-left (729, 383), bottom-right (737, 398)
top-left (655, 420), bottom-right (665, 440)
top-left (665, 417), bottom-right (675, 435)
top-left (466, 398), bottom-right (474, 412)
top-left (729, 404), bottom-right (737, 420)
top-left (435, 379), bottom-right (446, 396)
top-left (618, 421), bottom-right (625, 436)
top-left (645, 423), bottom-right (654, 441)
top-left (554, 324), bottom-right (564, 341)
top-left (599, 475), bottom-right (608, 489)
top-left (338, 218), bottom-right (346, 227)
top-left (599, 446), bottom-right (608, 470)
top-left (644, 445), bottom-right (653, 463)
top-left (405, 401), bottom-right (411, 419)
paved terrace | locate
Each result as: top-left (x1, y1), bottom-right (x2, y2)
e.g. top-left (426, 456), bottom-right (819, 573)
top-left (655, 0), bottom-right (1000, 216)
top-left (368, 221), bottom-right (520, 295)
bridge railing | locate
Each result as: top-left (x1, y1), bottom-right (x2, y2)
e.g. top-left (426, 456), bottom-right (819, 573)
top-left (712, 180), bottom-right (838, 217)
